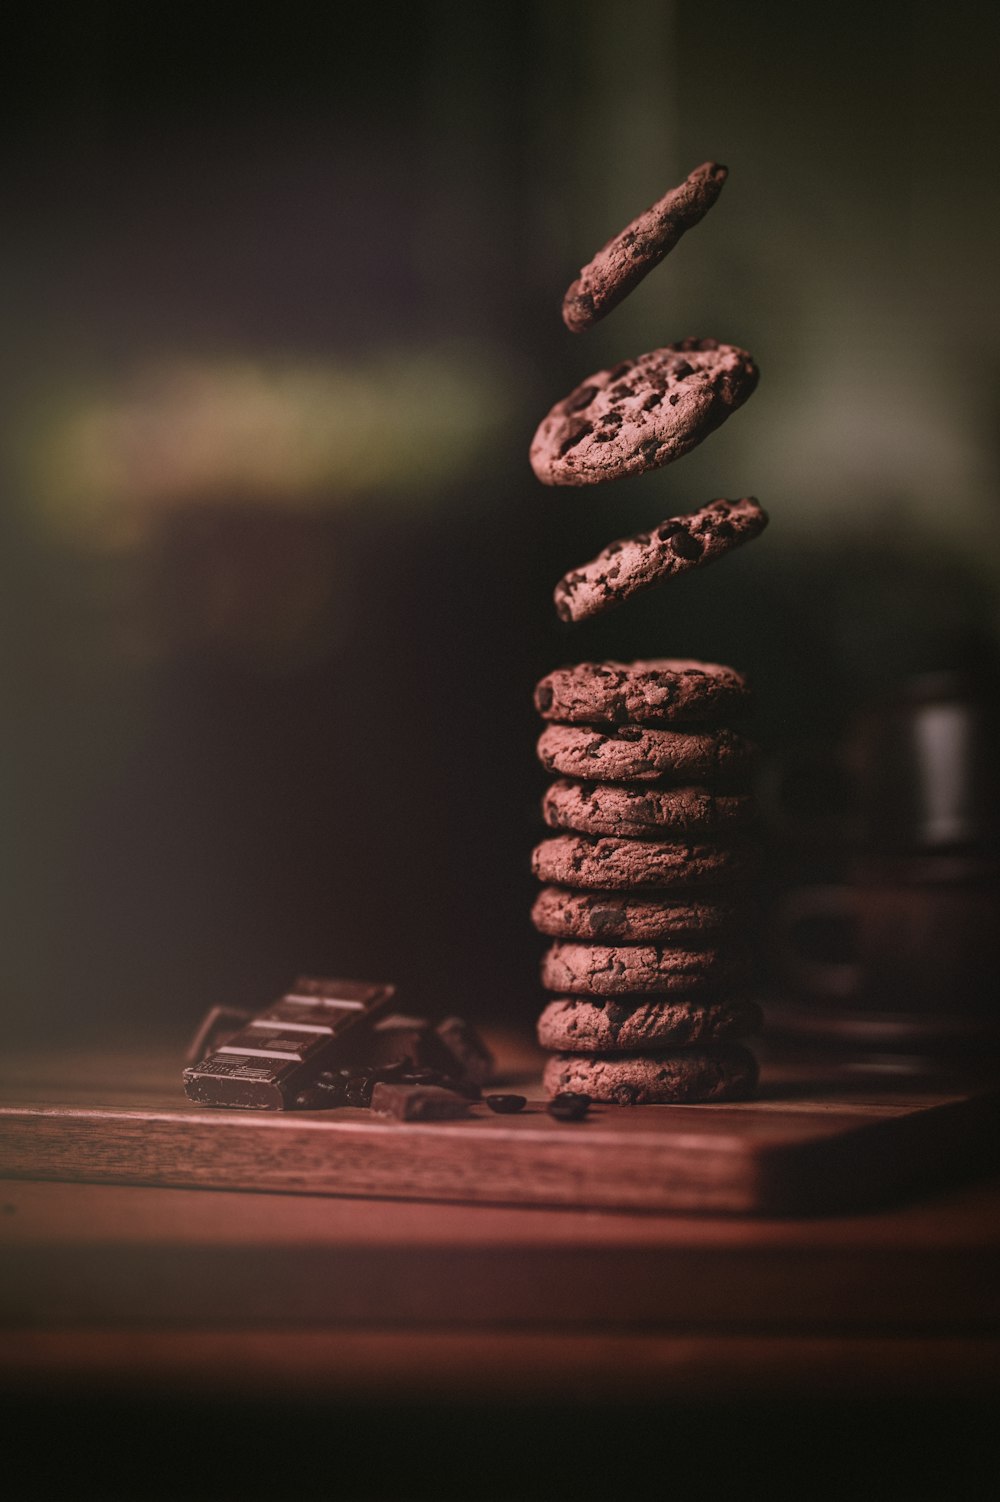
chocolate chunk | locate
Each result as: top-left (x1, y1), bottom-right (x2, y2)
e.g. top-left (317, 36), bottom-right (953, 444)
top-left (547, 1092), bottom-right (591, 1121)
top-left (485, 1094), bottom-right (527, 1114)
top-left (435, 1017), bottom-right (495, 1086)
top-left (370, 1082), bottom-right (471, 1121)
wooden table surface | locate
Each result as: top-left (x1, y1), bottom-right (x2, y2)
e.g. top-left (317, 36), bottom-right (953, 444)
top-left (3, 1033), bottom-right (1000, 1496)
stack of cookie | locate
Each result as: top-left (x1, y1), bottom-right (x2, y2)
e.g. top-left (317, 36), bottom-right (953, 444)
top-left (528, 163), bottom-right (768, 1106)
top-left (531, 660), bottom-right (761, 1104)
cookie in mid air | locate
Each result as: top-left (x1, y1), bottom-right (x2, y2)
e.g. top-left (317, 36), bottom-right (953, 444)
top-left (534, 659), bottom-right (750, 728)
top-left (562, 162), bottom-right (729, 333)
top-left (554, 496), bottom-right (768, 624)
top-left (531, 833), bottom-right (750, 891)
top-left (536, 723), bottom-right (754, 785)
top-left (537, 994), bottom-right (762, 1053)
top-left (529, 339), bottom-right (758, 488)
top-left (542, 1043), bottom-right (759, 1104)
top-left (542, 778), bottom-right (752, 840)
top-left (539, 940), bottom-right (749, 997)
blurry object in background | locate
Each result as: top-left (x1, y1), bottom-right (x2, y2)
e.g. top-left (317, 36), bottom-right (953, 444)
top-left (766, 671), bottom-right (1000, 1081)
top-left (19, 347), bottom-right (516, 552)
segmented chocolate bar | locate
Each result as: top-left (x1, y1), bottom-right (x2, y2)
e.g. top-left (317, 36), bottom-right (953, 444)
top-left (182, 977), bottom-right (396, 1110)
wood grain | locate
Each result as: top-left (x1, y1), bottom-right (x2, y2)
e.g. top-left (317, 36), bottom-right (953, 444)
top-left (2, 1042), bottom-right (998, 1215)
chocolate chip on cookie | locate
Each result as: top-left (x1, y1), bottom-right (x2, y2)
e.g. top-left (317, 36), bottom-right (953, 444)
top-left (542, 1044), bottom-right (759, 1104)
top-left (537, 994), bottom-right (762, 1053)
top-left (534, 659), bottom-right (750, 727)
top-left (529, 340), bottom-right (758, 488)
top-left (554, 496), bottom-right (768, 624)
top-left (562, 162), bottom-right (728, 333)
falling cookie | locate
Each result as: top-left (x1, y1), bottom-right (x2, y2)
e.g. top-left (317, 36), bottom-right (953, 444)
top-left (562, 162), bottom-right (729, 333)
top-left (554, 496), bottom-right (768, 624)
top-left (540, 940), bottom-right (749, 997)
top-left (537, 994), bottom-right (762, 1053)
top-left (534, 659), bottom-right (749, 727)
top-left (542, 1043), bottom-right (759, 1104)
top-left (529, 339), bottom-right (758, 488)
top-left (542, 778), bottom-right (752, 840)
top-left (531, 833), bottom-right (750, 890)
top-left (537, 723), bottom-right (755, 784)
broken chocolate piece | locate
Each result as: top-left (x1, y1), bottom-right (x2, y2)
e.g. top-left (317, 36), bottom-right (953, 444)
top-left (485, 1094), bottom-right (527, 1114)
top-left (182, 977), bottom-right (396, 1110)
top-left (436, 1017), bottom-right (495, 1086)
top-left (370, 1082), bottom-right (471, 1121)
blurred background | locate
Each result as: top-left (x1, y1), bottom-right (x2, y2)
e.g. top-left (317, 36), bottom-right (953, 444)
top-left (2, 0), bottom-right (998, 1044)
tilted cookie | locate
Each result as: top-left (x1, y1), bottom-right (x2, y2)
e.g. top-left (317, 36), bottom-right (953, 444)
top-left (531, 833), bottom-right (749, 890)
top-left (540, 940), bottom-right (748, 997)
top-left (562, 162), bottom-right (729, 333)
top-left (554, 496), bottom-right (768, 624)
top-left (531, 886), bottom-right (738, 943)
top-left (529, 339), bottom-right (758, 488)
top-left (537, 723), bottom-right (754, 784)
top-left (537, 994), bottom-right (762, 1053)
top-left (542, 1044), bottom-right (759, 1104)
top-left (534, 659), bottom-right (749, 727)
top-left (542, 778), bottom-right (752, 840)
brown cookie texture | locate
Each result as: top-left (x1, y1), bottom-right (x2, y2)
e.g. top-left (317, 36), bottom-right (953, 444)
top-left (540, 940), bottom-right (748, 997)
top-left (534, 659), bottom-right (749, 727)
top-left (542, 778), bottom-right (752, 840)
top-left (554, 497), bottom-right (768, 624)
top-left (542, 1044), bottom-right (759, 1105)
top-left (531, 886), bottom-right (738, 943)
top-left (562, 162), bottom-right (728, 334)
top-left (537, 723), bottom-right (754, 785)
top-left (531, 834), bottom-right (749, 890)
top-left (537, 995), bottom-right (763, 1053)
top-left (529, 340), bottom-right (758, 488)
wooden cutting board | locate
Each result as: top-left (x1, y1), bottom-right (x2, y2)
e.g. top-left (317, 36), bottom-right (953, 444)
top-left (1, 1039), bottom-right (997, 1215)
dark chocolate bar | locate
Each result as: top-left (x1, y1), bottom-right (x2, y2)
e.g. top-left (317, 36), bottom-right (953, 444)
top-left (182, 977), bottom-right (396, 1110)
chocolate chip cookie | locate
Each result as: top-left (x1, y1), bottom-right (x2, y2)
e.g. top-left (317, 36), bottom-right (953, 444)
top-left (537, 723), bottom-right (754, 784)
top-left (534, 659), bottom-right (749, 727)
top-left (531, 834), bottom-right (749, 890)
top-left (562, 162), bottom-right (729, 333)
top-left (540, 939), bottom-right (748, 996)
top-left (542, 778), bottom-right (752, 839)
top-left (531, 886), bottom-right (738, 943)
top-left (537, 994), bottom-right (762, 1052)
top-left (529, 340), bottom-right (758, 488)
top-left (542, 1043), bottom-right (759, 1104)
top-left (554, 496), bottom-right (768, 623)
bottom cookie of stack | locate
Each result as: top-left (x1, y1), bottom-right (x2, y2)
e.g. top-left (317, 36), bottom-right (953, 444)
top-left (542, 1041), bottom-right (759, 1106)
